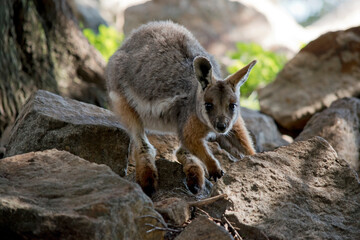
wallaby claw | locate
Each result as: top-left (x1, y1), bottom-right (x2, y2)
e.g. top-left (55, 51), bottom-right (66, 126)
top-left (209, 169), bottom-right (225, 182)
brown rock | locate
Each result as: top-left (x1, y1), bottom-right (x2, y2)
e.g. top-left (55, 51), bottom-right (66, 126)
top-left (5, 90), bottom-right (129, 176)
top-left (211, 137), bottom-right (360, 239)
top-left (123, 0), bottom-right (271, 57)
top-left (296, 97), bottom-right (360, 172)
top-left (148, 133), bottom-right (179, 162)
top-left (258, 26), bottom-right (360, 131)
top-left (0, 149), bottom-right (164, 240)
top-left (175, 216), bottom-right (234, 240)
top-left (154, 197), bottom-right (190, 226)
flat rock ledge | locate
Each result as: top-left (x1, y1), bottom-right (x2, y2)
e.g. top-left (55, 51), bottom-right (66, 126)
top-left (0, 149), bottom-right (164, 240)
top-left (211, 137), bottom-right (360, 240)
top-left (5, 90), bottom-right (129, 176)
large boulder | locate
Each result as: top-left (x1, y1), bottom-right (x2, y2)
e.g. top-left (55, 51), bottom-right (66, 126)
top-left (210, 137), bottom-right (360, 239)
top-left (0, 149), bottom-right (164, 240)
top-left (5, 90), bottom-right (129, 176)
top-left (296, 97), bottom-right (360, 172)
top-left (123, 0), bottom-right (272, 57)
top-left (258, 26), bottom-right (360, 131)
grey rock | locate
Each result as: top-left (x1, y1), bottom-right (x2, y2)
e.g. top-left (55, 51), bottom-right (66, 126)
top-left (69, 0), bottom-right (108, 33)
top-left (258, 26), bottom-right (360, 131)
top-left (0, 149), bottom-right (165, 240)
top-left (175, 215), bottom-right (234, 240)
top-left (242, 107), bottom-right (289, 152)
top-left (5, 90), bottom-right (129, 176)
top-left (296, 97), bottom-right (360, 172)
top-left (211, 137), bottom-right (360, 239)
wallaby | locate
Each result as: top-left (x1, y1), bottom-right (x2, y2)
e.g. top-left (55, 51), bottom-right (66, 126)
top-left (106, 21), bottom-right (256, 196)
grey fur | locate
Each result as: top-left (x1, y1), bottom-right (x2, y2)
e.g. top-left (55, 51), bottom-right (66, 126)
top-left (106, 21), bottom-right (256, 193)
top-left (106, 21), bottom-right (223, 134)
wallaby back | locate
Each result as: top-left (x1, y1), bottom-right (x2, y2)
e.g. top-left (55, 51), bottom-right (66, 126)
top-left (106, 21), bottom-right (222, 133)
top-left (106, 21), bottom-right (257, 196)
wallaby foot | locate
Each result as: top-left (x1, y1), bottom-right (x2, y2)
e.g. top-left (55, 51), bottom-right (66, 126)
top-left (134, 151), bottom-right (158, 196)
top-left (136, 160), bottom-right (158, 196)
top-left (208, 165), bottom-right (224, 181)
top-left (176, 148), bottom-right (206, 194)
top-left (131, 140), bottom-right (158, 197)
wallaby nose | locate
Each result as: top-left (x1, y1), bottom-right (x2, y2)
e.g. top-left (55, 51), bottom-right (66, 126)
top-left (216, 122), bottom-right (227, 132)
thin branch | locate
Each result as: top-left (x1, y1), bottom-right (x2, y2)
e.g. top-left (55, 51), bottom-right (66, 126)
top-left (222, 215), bottom-right (243, 240)
top-left (189, 193), bottom-right (228, 207)
top-left (138, 214), bottom-right (167, 228)
top-left (145, 223), bottom-right (182, 233)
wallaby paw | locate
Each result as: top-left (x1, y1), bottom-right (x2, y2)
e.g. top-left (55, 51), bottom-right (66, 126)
top-left (185, 165), bottom-right (205, 194)
top-left (208, 168), bottom-right (224, 182)
top-left (136, 164), bottom-right (158, 197)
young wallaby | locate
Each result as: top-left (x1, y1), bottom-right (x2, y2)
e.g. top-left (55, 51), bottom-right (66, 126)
top-left (106, 21), bottom-right (256, 196)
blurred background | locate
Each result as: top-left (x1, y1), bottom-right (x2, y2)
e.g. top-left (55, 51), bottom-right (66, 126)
top-left (71, 0), bottom-right (359, 109)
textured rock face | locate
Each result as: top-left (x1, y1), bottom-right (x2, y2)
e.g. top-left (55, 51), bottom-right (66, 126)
top-left (211, 137), bottom-right (360, 239)
top-left (258, 26), bottom-right (360, 131)
top-left (0, 149), bottom-right (164, 240)
top-left (297, 97), bottom-right (360, 172)
top-left (5, 90), bottom-right (129, 176)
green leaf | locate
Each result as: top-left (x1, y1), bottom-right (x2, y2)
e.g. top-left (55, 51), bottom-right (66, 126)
top-left (83, 24), bottom-right (124, 62)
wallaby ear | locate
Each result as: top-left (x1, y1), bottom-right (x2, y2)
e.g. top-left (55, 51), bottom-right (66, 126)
top-left (193, 56), bottom-right (213, 90)
top-left (225, 60), bottom-right (257, 88)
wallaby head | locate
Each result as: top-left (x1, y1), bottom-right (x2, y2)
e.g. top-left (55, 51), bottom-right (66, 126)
top-left (194, 56), bottom-right (257, 134)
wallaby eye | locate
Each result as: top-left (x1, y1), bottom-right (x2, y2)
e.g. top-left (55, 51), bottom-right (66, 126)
top-left (229, 103), bottom-right (237, 111)
top-left (205, 102), bottom-right (213, 112)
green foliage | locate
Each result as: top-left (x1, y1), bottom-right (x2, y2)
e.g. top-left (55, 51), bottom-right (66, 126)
top-left (83, 24), bottom-right (123, 62)
top-left (228, 42), bottom-right (287, 98)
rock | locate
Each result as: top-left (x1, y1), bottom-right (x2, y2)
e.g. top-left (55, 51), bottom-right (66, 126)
top-left (175, 216), bottom-right (234, 240)
top-left (307, 0), bottom-right (360, 40)
top-left (123, 0), bottom-right (273, 57)
top-left (154, 197), bottom-right (190, 226)
top-left (211, 137), bottom-right (360, 239)
top-left (154, 194), bottom-right (228, 226)
top-left (0, 149), bottom-right (165, 240)
top-left (241, 107), bottom-right (289, 152)
top-left (68, 0), bottom-right (108, 33)
top-left (148, 133), bottom-right (179, 162)
top-left (258, 26), bottom-right (360, 131)
top-left (5, 90), bottom-right (129, 176)
top-left (296, 97), bottom-right (360, 172)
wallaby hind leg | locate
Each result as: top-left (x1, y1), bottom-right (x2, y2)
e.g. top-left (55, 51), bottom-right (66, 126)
top-left (176, 147), bottom-right (206, 194)
top-left (216, 116), bottom-right (256, 158)
top-left (110, 91), bottom-right (158, 196)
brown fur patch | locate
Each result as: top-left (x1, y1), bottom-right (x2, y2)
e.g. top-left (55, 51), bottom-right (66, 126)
top-left (232, 116), bottom-right (256, 155)
top-left (133, 147), bottom-right (158, 196)
top-left (182, 115), bottom-right (222, 177)
top-left (176, 147), bottom-right (205, 194)
top-left (110, 92), bottom-right (144, 137)
top-left (112, 93), bottom-right (158, 195)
